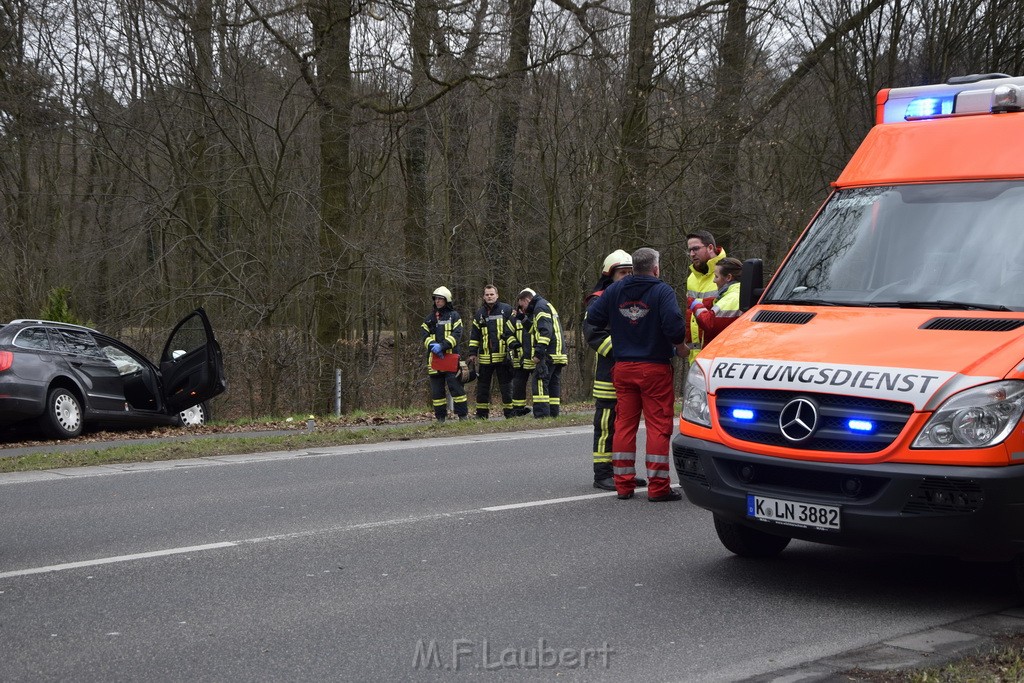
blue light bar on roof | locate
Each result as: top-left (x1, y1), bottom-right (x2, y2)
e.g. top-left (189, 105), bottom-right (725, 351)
top-left (905, 95), bottom-right (954, 119)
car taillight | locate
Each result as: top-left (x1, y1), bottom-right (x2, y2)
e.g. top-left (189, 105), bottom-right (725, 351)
top-left (0, 350), bottom-right (11, 372)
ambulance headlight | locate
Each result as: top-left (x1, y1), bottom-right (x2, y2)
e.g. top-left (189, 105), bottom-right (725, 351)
top-left (913, 380), bottom-right (1024, 449)
top-left (682, 363), bottom-right (711, 427)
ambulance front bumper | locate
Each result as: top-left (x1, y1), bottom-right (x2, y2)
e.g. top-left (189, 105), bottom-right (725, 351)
top-left (672, 432), bottom-right (1024, 561)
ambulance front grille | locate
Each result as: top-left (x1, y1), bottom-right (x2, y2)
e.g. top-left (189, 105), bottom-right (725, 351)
top-left (715, 389), bottom-right (914, 453)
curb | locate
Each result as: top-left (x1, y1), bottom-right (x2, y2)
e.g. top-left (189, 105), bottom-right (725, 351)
top-left (743, 607), bottom-right (1024, 682)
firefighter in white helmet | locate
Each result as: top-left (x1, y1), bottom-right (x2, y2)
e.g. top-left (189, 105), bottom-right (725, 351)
top-left (506, 289), bottom-right (536, 416)
top-left (516, 287), bottom-right (567, 418)
top-left (421, 286), bottom-right (468, 422)
top-left (583, 251), bottom-right (646, 490)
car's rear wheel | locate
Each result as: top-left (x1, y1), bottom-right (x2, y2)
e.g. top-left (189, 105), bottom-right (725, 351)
top-left (178, 401), bottom-right (210, 427)
top-left (39, 387), bottom-right (84, 439)
top-left (713, 514), bottom-right (791, 558)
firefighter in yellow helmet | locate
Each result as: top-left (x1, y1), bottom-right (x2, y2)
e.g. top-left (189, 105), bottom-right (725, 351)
top-left (421, 286), bottom-right (468, 422)
top-left (583, 251), bottom-right (646, 490)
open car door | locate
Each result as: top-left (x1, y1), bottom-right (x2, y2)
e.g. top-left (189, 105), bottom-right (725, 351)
top-left (159, 308), bottom-right (227, 414)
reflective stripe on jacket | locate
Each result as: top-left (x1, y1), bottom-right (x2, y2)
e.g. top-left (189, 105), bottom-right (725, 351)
top-left (421, 306), bottom-right (463, 373)
top-left (693, 281), bottom-right (741, 348)
top-left (468, 301), bottom-right (513, 364)
top-left (526, 296), bottom-right (568, 366)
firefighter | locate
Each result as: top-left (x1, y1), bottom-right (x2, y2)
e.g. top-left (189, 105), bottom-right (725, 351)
top-left (584, 250), bottom-right (645, 491)
top-left (516, 288), bottom-right (568, 418)
top-left (507, 292), bottom-right (535, 417)
top-left (467, 285), bottom-right (515, 419)
top-left (421, 286), bottom-right (468, 422)
top-left (685, 230), bottom-right (727, 365)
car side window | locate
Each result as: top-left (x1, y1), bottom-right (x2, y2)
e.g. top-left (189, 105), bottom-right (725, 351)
top-left (13, 327), bottom-right (52, 351)
top-left (58, 329), bottom-right (106, 359)
top-left (167, 316), bottom-right (209, 358)
top-left (100, 343), bottom-right (144, 376)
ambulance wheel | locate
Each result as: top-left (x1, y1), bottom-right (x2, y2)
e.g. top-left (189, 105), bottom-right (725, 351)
top-left (713, 515), bottom-right (790, 558)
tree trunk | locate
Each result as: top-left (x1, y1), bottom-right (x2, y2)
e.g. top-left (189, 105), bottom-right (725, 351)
top-left (485, 0), bottom-right (536, 273)
top-left (309, 0), bottom-right (354, 408)
top-left (610, 0), bottom-right (657, 246)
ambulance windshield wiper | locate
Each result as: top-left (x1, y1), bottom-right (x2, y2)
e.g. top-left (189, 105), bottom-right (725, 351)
top-left (766, 298), bottom-right (870, 307)
top-left (894, 300), bottom-right (1011, 312)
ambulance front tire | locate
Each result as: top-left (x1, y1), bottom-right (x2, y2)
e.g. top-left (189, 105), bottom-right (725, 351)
top-left (713, 515), bottom-right (791, 558)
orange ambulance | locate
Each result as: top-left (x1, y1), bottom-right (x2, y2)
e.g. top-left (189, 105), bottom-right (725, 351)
top-left (673, 74), bottom-right (1024, 583)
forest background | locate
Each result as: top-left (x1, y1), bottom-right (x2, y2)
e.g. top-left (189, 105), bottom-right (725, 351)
top-left (1, 0), bottom-right (1021, 418)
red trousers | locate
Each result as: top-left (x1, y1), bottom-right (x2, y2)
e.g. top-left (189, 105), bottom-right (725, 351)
top-left (611, 361), bottom-right (675, 497)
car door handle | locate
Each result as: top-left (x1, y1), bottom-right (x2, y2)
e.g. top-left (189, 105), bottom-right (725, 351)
top-left (71, 361), bottom-right (83, 367)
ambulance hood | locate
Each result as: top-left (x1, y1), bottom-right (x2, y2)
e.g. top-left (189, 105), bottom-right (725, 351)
top-left (698, 307), bottom-right (1024, 411)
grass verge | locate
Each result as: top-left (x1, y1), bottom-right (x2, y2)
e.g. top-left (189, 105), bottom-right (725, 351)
top-left (0, 412), bottom-right (593, 473)
top-left (843, 632), bottom-right (1024, 681)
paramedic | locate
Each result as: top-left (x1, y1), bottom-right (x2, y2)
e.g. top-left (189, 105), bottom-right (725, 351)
top-left (585, 247), bottom-right (688, 502)
top-left (685, 230), bottom-right (726, 365)
top-left (691, 257), bottom-right (743, 347)
top-left (584, 249), bottom-right (646, 492)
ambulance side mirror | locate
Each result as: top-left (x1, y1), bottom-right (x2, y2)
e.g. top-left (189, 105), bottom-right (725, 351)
top-left (740, 259), bottom-right (764, 312)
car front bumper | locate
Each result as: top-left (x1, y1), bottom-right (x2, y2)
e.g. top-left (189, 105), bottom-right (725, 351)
top-left (673, 432), bottom-right (1024, 561)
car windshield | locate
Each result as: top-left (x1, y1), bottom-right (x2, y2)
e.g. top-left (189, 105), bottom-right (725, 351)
top-left (763, 181), bottom-right (1024, 311)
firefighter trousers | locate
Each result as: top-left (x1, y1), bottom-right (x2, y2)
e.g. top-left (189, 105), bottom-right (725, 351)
top-left (592, 397), bottom-right (616, 481)
top-left (532, 357), bottom-right (563, 418)
top-left (429, 371), bottom-right (467, 421)
top-left (475, 361), bottom-right (513, 417)
top-left (511, 368), bottom-right (533, 415)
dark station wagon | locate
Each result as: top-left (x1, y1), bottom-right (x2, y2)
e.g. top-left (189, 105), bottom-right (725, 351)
top-left (0, 308), bottom-right (226, 439)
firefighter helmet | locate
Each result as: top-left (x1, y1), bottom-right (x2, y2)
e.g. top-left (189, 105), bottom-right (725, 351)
top-left (517, 288), bottom-right (536, 301)
top-left (432, 286), bottom-right (453, 304)
top-left (602, 249), bottom-right (633, 275)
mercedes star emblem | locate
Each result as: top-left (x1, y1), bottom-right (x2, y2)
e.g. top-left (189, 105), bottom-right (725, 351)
top-left (779, 397), bottom-right (818, 442)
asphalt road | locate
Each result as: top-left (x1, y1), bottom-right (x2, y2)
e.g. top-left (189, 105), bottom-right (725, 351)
top-left (0, 426), bottom-right (1019, 681)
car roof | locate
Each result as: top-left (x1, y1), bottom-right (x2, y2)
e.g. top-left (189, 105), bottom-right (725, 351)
top-left (7, 319), bottom-right (100, 333)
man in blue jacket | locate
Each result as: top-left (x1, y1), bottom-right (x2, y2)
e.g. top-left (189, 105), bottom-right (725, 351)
top-left (585, 247), bottom-right (688, 501)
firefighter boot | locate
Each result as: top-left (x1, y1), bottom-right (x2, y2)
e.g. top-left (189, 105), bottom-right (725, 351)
top-left (593, 462), bottom-right (615, 491)
top-left (476, 408), bottom-right (489, 419)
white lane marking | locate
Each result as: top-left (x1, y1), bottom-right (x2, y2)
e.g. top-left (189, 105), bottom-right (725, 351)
top-left (0, 542), bottom-right (236, 579)
top-left (482, 489), bottom-right (645, 512)
top-left (0, 486), bottom-right (664, 579)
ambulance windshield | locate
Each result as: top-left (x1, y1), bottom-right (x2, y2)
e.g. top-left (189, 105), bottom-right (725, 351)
top-left (764, 181), bottom-right (1024, 311)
